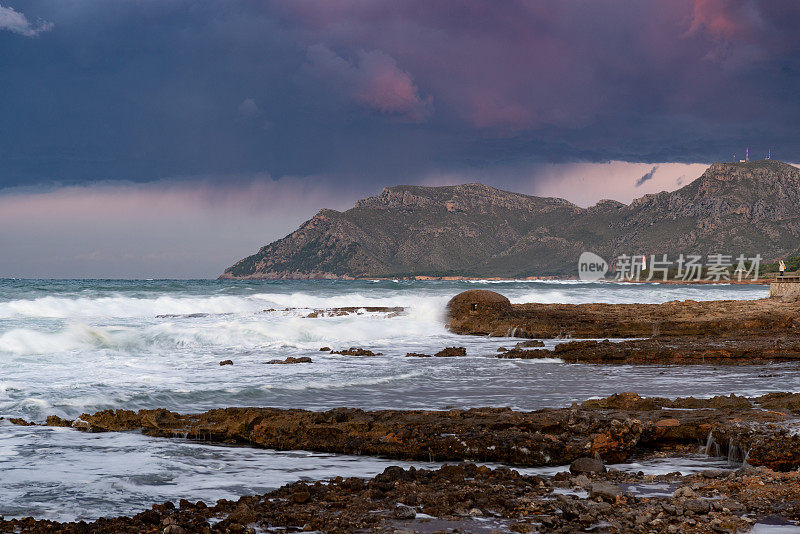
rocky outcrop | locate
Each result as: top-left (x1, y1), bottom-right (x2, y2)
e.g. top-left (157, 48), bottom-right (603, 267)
top-left (9, 393), bottom-right (800, 532)
top-left (434, 346), bottom-right (466, 357)
top-left (447, 290), bottom-right (800, 338)
top-left (222, 161), bottom-right (800, 279)
top-left (265, 357), bottom-right (312, 364)
top-left (498, 337), bottom-right (800, 364)
top-left (15, 392), bottom-right (800, 472)
top-left (329, 347), bottom-right (382, 356)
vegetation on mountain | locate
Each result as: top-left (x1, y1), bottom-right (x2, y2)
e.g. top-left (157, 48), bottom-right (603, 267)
top-left (222, 160), bottom-right (800, 279)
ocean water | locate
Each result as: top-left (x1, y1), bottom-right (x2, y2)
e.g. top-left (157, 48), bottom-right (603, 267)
top-left (0, 279), bottom-right (788, 520)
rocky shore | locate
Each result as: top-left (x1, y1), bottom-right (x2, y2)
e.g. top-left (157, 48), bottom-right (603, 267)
top-left (446, 289), bottom-right (800, 339)
top-left (448, 289), bottom-right (800, 366)
top-left (10, 392), bottom-right (800, 471)
top-left (499, 337), bottom-right (800, 364)
top-left (6, 392), bottom-right (800, 532)
top-left (8, 289), bottom-right (800, 532)
top-left (5, 461), bottom-right (800, 533)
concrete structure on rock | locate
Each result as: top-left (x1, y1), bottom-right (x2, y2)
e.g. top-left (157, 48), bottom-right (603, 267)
top-left (770, 276), bottom-right (800, 299)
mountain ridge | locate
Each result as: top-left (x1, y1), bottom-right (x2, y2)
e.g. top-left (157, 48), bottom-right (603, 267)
top-left (221, 160), bottom-right (800, 279)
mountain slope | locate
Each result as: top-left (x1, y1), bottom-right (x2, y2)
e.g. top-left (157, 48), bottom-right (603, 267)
top-left (221, 161), bottom-right (800, 279)
top-left (607, 160), bottom-right (800, 260)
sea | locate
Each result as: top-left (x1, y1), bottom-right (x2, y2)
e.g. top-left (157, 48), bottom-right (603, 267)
top-left (0, 278), bottom-right (791, 521)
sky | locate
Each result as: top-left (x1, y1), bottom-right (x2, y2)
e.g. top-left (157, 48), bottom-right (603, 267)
top-left (2, 0), bottom-right (800, 278)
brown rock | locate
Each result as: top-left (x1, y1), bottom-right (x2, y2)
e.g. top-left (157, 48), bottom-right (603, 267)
top-left (570, 457), bottom-right (606, 474)
top-left (330, 347), bottom-right (382, 356)
top-left (8, 418), bottom-right (34, 426)
top-left (292, 490), bottom-right (311, 504)
top-left (36, 391), bottom-right (800, 472)
top-left (434, 346), bottom-right (467, 357)
top-left (446, 290), bottom-right (800, 340)
top-left (515, 340), bottom-right (545, 348)
top-left (656, 418), bottom-right (681, 428)
top-left (219, 360), bottom-right (234, 366)
top-left (45, 415), bottom-right (73, 427)
top-left (266, 357), bottom-right (313, 364)
top-left (446, 290), bottom-right (512, 335)
top-left (590, 482), bottom-right (622, 502)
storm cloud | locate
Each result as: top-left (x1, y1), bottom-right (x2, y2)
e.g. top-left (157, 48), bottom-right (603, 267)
top-left (2, 0), bottom-right (800, 276)
top-left (2, 0), bottom-right (799, 190)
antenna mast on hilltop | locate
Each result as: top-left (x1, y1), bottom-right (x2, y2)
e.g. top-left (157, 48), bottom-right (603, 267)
top-left (767, 149), bottom-right (771, 160)
top-left (739, 148), bottom-right (749, 163)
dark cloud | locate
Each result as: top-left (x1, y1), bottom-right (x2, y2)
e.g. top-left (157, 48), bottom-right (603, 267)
top-left (1, 0), bottom-right (800, 190)
top-left (635, 166), bottom-right (659, 187)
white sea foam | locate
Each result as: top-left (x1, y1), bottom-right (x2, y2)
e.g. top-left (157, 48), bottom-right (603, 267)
top-left (0, 424), bottom-right (442, 522)
top-left (0, 294), bottom-right (265, 319)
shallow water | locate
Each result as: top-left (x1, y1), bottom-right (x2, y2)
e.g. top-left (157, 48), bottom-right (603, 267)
top-left (0, 422), bottom-right (443, 522)
top-left (0, 279), bottom-right (787, 520)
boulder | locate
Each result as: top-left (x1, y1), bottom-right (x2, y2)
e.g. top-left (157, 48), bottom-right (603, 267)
top-left (394, 504), bottom-right (416, 519)
top-left (447, 290), bottom-right (511, 319)
top-left (570, 457), bottom-right (607, 474)
top-left (590, 482), bottom-right (621, 502)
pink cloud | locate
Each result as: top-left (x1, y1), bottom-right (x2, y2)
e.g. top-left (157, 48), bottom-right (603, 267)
top-left (305, 45), bottom-right (433, 122)
top-left (687, 0), bottom-right (761, 41)
top-left (352, 50), bottom-right (433, 121)
top-left (281, 0), bottom-right (793, 132)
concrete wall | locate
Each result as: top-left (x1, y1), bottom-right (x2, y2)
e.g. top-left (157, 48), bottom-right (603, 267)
top-left (770, 278), bottom-right (800, 298)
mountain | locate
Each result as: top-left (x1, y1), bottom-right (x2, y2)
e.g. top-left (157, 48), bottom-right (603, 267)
top-left (220, 160), bottom-right (800, 279)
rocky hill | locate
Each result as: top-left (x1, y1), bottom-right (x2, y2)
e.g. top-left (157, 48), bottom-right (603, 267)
top-left (221, 160), bottom-right (800, 279)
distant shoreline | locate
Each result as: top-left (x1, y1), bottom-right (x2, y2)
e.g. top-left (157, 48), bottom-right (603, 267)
top-left (219, 273), bottom-right (774, 284)
top-left (367, 275), bottom-right (772, 284)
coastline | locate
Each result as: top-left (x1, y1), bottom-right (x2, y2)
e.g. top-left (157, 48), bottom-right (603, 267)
top-left (218, 272), bottom-right (772, 284)
top-left (6, 392), bottom-right (800, 533)
top-left (3, 279), bottom-right (797, 531)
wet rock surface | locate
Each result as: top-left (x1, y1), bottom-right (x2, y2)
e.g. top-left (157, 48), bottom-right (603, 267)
top-left (498, 336), bottom-right (800, 364)
top-left (434, 346), bottom-right (467, 357)
top-left (13, 392), bottom-right (800, 472)
top-left (329, 347), bottom-right (383, 356)
top-left (406, 346), bottom-right (468, 358)
top-left (265, 357), bottom-right (313, 364)
top-left (570, 457), bottom-right (607, 474)
top-left (447, 290), bottom-right (800, 338)
top-left (449, 290), bottom-right (800, 365)
top-left (514, 340), bottom-right (545, 348)
top-left (303, 306), bottom-right (405, 318)
top-left (4, 462), bottom-right (800, 533)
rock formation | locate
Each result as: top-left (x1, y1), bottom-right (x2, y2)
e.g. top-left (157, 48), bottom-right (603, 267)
top-left (446, 290), bottom-right (800, 339)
